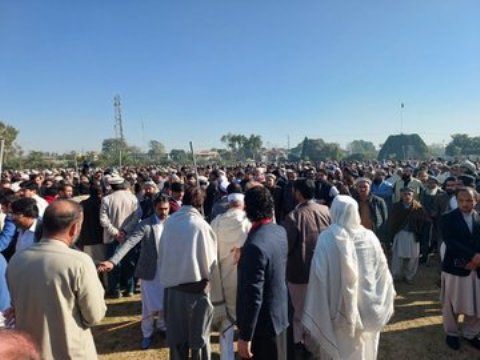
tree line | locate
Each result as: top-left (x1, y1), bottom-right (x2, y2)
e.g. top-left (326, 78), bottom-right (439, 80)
top-left (2, 120), bottom-right (480, 168)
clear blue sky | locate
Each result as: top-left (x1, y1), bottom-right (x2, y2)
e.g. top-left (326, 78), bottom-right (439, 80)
top-left (1, 0), bottom-right (479, 153)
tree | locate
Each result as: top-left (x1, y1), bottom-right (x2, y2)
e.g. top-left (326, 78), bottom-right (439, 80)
top-left (347, 140), bottom-right (378, 159)
top-left (169, 149), bottom-right (190, 163)
top-left (0, 121), bottom-right (20, 165)
top-left (220, 133), bottom-right (263, 161)
top-left (445, 134), bottom-right (480, 157)
top-left (148, 140), bottom-right (167, 162)
top-left (291, 138), bottom-right (345, 161)
top-left (378, 134), bottom-right (428, 160)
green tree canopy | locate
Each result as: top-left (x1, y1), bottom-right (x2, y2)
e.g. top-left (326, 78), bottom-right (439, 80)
top-left (290, 137), bottom-right (344, 161)
top-left (445, 134), bottom-right (480, 157)
top-left (347, 140), bottom-right (378, 159)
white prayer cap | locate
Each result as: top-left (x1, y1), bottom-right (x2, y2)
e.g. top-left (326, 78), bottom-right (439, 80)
top-left (219, 179), bottom-right (229, 193)
top-left (11, 182), bottom-right (21, 193)
top-left (227, 193), bottom-right (245, 203)
top-left (108, 176), bottom-right (125, 185)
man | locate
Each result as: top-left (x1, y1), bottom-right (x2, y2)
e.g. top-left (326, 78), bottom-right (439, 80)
top-left (58, 183), bottom-right (74, 199)
top-left (419, 176), bottom-right (444, 262)
top-left (353, 178), bottom-right (389, 245)
top-left (440, 187), bottom-right (480, 350)
top-left (265, 173), bottom-right (283, 224)
top-left (388, 187), bottom-right (427, 284)
top-left (18, 180), bottom-right (48, 216)
top-left (237, 186), bottom-right (289, 359)
top-left (10, 197), bottom-right (41, 253)
top-left (168, 182), bottom-right (185, 214)
top-left (302, 196), bottom-right (395, 360)
top-left (314, 169), bottom-right (339, 207)
top-left (392, 166), bottom-right (422, 203)
top-left (211, 192), bottom-right (251, 360)
top-left (283, 179), bottom-right (330, 359)
top-left (140, 180), bottom-right (158, 219)
top-left (100, 175), bottom-right (142, 298)
top-left (370, 169), bottom-right (393, 209)
top-left (78, 184), bottom-right (106, 286)
top-left (7, 200), bottom-right (106, 359)
top-left (98, 195), bottom-right (170, 349)
top-left (159, 187), bottom-right (217, 359)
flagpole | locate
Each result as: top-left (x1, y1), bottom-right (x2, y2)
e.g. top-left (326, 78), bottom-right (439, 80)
top-left (400, 102), bottom-right (404, 134)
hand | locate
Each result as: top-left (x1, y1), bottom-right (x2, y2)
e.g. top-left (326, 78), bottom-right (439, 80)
top-left (97, 261), bottom-right (115, 273)
top-left (237, 339), bottom-right (253, 359)
top-left (3, 307), bottom-right (15, 328)
top-left (472, 254), bottom-right (480, 267)
top-left (115, 231), bottom-right (126, 243)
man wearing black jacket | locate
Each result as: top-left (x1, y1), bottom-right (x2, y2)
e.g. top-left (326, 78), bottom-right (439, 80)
top-left (440, 187), bottom-right (480, 351)
top-left (237, 186), bottom-right (288, 359)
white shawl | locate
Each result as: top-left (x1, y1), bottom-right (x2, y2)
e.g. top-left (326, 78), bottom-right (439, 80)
top-left (302, 195), bottom-right (395, 359)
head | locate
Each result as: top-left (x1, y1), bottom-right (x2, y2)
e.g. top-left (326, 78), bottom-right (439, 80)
top-left (444, 176), bottom-right (457, 195)
top-left (330, 195), bottom-right (361, 230)
top-left (227, 193), bottom-right (245, 210)
top-left (58, 184), bottom-right (74, 199)
top-left (417, 170), bottom-right (429, 184)
top-left (18, 180), bottom-right (39, 198)
top-left (402, 167), bottom-right (413, 180)
top-left (143, 182), bottom-right (157, 198)
top-left (373, 169), bottom-right (385, 183)
top-left (182, 186), bottom-right (205, 210)
top-left (457, 187), bottom-right (477, 214)
top-left (244, 186), bottom-right (274, 222)
top-left (42, 200), bottom-right (83, 246)
top-left (293, 178), bottom-right (315, 203)
top-left (286, 170), bottom-right (296, 181)
top-left (10, 197), bottom-right (39, 230)
top-left (0, 329), bottom-right (41, 360)
top-left (265, 174), bottom-right (276, 188)
top-left (89, 184), bottom-right (104, 200)
top-left (400, 188), bottom-right (414, 205)
top-left (153, 194), bottom-right (170, 220)
top-left (426, 177), bottom-right (439, 190)
top-left (355, 178), bottom-right (371, 199)
top-left (170, 182), bottom-right (185, 201)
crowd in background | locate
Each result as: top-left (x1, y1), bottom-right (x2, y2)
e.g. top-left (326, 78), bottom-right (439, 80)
top-left (1, 157), bottom-right (480, 359)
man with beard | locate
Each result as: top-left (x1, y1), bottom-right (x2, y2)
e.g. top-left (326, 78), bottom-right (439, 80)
top-left (419, 176), bottom-right (444, 263)
top-left (7, 200), bottom-right (106, 359)
top-left (388, 187), bottom-right (427, 284)
top-left (371, 169), bottom-right (394, 210)
top-left (392, 166), bottom-right (422, 203)
top-left (353, 178), bottom-right (388, 245)
top-left (140, 180), bottom-right (158, 220)
top-left (265, 173), bottom-right (283, 224)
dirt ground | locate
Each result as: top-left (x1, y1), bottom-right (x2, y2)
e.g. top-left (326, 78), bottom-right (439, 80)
top-left (94, 260), bottom-right (479, 359)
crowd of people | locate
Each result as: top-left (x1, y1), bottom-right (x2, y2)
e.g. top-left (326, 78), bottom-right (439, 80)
top-left (0, 157), bottom-right (480, 359)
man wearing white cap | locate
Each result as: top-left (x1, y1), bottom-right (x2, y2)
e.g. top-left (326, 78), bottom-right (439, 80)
top-left (100, 175), bottom-right (142, 298)
top-left (210, 192), bottom-right (251, 360)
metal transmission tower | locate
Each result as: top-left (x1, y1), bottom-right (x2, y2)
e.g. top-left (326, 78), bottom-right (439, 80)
top-left (113, 95), bottom-right (125, 142)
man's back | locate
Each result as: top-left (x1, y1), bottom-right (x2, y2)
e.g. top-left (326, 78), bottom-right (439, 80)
top-left (8, 240), bottom-right (106, 360)
top-left (237, 222), bottom-right (289, 339)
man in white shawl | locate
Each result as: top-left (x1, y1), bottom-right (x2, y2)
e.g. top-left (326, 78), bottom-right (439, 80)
top-left (302, 195), bottom-right (396, 360)
top-left (210, 193), bottom-right (251, 360)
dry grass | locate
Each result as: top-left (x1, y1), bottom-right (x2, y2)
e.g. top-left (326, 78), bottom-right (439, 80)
top-left (95, 260), bottom-right (479, 359)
